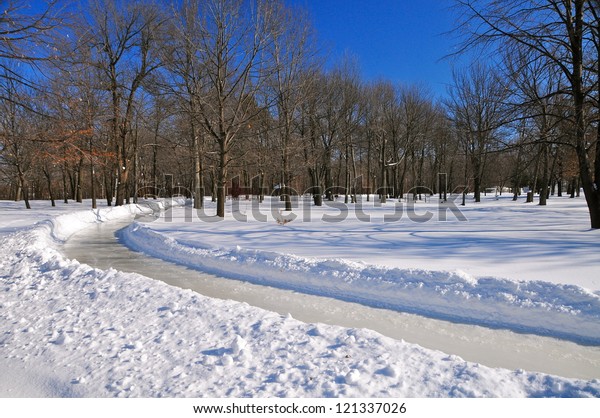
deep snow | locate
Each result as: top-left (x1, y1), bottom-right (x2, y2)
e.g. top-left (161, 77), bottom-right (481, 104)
top-left (1, 196), bottom-right (599, 397)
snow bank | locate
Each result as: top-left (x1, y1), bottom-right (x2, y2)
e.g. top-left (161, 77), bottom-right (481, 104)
top-left (47, 199), bottom-right (184, 241)
top-left (1, 199), bottom-right (600, 397)
top-left (122, 222), bottom-right (600, 345)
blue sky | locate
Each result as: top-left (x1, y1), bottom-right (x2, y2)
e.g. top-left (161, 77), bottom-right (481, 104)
top-left (20, 0), bottom-right (462, 97)
top-left (288, 0), bottom-right (462, 98)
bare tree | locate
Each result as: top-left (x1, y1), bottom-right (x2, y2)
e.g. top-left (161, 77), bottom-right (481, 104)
top-left (362, 80), bottom-right (395, 203)
top-left (0, 66), bottom-right (32, 208)
top-left (74, 0), bottom-right (166, 206)
top-left (164, 0), bottom-right (211, 209)
top-left (264, 1), bottom-right (318, 211)
top-left (455, 0), bottom-right (600, 226)
top-left (397, 84), bottom-right (435, 201)
top-left (191, 0), bottom-right (278, 218)
top-left (0, 0), bottom-right (62, 94)
top-left (298, 70), bottom-right (326, 205)
top-left (0, 0), bottom-right (64, 208)
top-left (446, 64), bottom-right (508, 202)
top-left (505, 48), bottom-right (565, 205)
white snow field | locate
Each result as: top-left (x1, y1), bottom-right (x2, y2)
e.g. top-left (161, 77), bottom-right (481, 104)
top-left (122, 196), bottom-right (600, 345)
top-left (1, 195), bottom-right (600, 398)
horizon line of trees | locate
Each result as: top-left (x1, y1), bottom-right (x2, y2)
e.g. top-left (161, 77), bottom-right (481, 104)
top-left (1, 0), bottom-right (599, 228)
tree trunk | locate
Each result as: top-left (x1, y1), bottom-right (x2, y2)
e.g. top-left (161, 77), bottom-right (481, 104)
top-left (325, 159), bottom-right (333, 201)
top-left (62, 164), bottom-right (69, 203)
top-left (366, 135), bottom-right (371, 202)
top-left (90, 148), bottom-right (96, 210)
top-left (473, 175), bottom-right (481, 203)
top-left (539, 144), bottom-right (549, 206)
top-left (351, 144), bottom-right (358, 203)
top-left (344, 141), bottom-right (350, 204)
top-left (17, 170), bottom-right (31, 209)
top-left (192, 129), bottom-right (203, 210)
top-left (116, 165), bottom-right (129, 206)
top-left (282, 146), bottom-right (292, 211)
top-left (571, 1), bottom-right (600, 228)
top-left (569, 177), bottom-right (576, 199)
top-left (576, 144), bottom-right (600, 228)
top-left (512, 144), bottom-right (522, 201)
top-left (472, 153), bottom-right (482, 203)
top-left (76, 158), bottom-right (83, 203)
top-left (216, 142), bottom-right (227, 218)
top-left (380, 139), bottom-right (387, 204)
top-left (43, 168), bottom-right (56, 207)
top-left (104, 168), bottom-right (113, 206)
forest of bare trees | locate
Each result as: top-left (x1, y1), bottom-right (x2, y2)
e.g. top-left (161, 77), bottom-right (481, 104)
top-left (1, 0), bottom-right (600, 228)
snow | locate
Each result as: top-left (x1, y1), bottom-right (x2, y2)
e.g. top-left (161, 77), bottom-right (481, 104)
top-left (141, 195), bottom-right (600, 289)
top-left (1, 196), bottom-right (600, 398)
top-left (122, 196), bottom-right (600, 345)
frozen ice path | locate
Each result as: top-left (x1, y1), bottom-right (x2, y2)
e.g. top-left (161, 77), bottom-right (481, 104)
top-left (62, 218), bottom-right (600, 380)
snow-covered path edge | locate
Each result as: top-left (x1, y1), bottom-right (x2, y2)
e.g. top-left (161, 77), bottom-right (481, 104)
top-left (122, 221), bottom-right (600, 345)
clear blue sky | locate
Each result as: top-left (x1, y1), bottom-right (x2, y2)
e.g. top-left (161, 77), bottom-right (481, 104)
top-left (288, 0), bottom-right (462, 98)
top-left (22, 0), bottom-right (462, 97)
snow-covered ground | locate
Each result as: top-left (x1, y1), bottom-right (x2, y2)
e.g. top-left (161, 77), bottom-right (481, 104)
top-left (123, 195), bottom-right (600, 345)
top-left (1, 195), bottom-right (600, 397)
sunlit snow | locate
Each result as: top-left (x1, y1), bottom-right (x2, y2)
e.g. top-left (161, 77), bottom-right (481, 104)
top-left (1, 195), bottom-right (599, 397)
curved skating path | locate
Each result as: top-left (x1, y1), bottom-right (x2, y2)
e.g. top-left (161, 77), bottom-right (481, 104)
top-left (62, 217), bottom-right (600, 380)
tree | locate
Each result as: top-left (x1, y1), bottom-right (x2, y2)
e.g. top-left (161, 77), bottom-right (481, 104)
top-left (0, 66), bottom-right (33, 208)
top-left (0, 0), bottom-right (63, 208)
top-left (75, 0), bottom-right (165, 206)
top-left (263, 1), bottom-right (317, 211)
top-left (446, 64), bottom-right (508, 202)
top-left (189, 0), bottom-right (278, 218)
top-left (336, 60), bottom-right (363, 205)
top-left (455, 0), bottom-right (600, 226)
top-left (0, 0), bottom-right (61, 94)
top-left (505, 48), bottom-right (565, 205)
top-left (396, 84), bottom-right (436, 201)
top-left (164, 0), bottom-right (210, 209)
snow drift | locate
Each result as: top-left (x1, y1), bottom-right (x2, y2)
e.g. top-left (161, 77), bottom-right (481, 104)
top-left (122, 220), bottom-right (600, 345)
